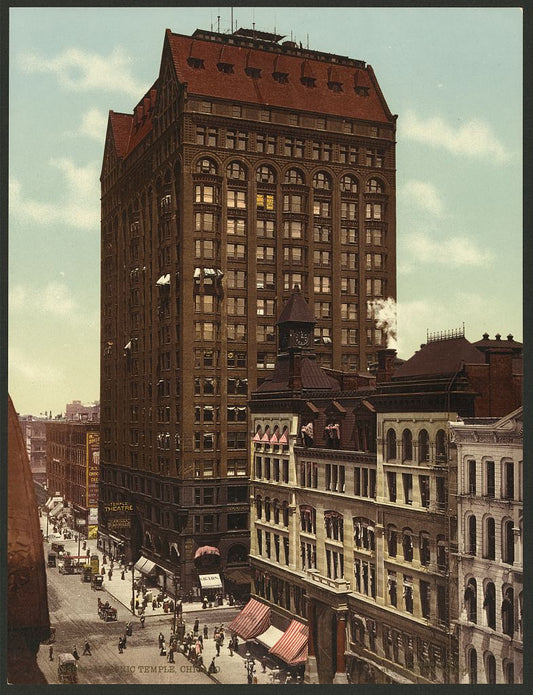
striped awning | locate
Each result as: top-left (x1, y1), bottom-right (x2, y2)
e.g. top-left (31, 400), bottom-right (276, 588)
top-left (227, 598), bottom-right (271, 640)
top-left (256, 625), bottom-right (284, 650)
top-left (269, 619), bottom-right (308, 665)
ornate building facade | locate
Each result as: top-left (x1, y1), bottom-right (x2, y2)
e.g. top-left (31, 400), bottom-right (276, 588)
top-left (450, 408), bottom-right (523, 684)
top-left (99, 26), bottom-right (397, 593)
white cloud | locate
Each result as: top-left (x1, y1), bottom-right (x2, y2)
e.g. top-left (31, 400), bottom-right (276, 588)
top-left (10, 157), bottom-right (100, 231)
top-left (77, 108), bottom-right (108, 141)
top-left (401, 180), bottom-right (444, 216)
top-left (402, 232), bottom-right (493, 269)
top-left (10, 281), bottom-right (78, 318)
top-left (18, 47), bottom-right (145, 97)
top-left (401, 110), bottom-right (509, 162)
top-left (9, 348), bottom-right (64, 386)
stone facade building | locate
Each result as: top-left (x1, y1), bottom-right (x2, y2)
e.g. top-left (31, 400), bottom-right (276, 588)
top-left (450, 408), bottom-right (523, 684)
top-left (99, 25), bottom-right (396, 593)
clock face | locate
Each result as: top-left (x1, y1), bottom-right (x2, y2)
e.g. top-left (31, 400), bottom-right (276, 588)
top-left (294, 330), bottom-right (310, 347)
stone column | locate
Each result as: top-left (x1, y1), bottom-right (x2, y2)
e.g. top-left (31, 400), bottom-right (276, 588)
top-left (333, 611), bottom-right (349, 683)
top-left (305, 599), bottom-right (319, 683)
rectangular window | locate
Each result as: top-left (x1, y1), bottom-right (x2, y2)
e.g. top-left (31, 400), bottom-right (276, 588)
top-left (227, 217), bottom-right (246, 236)
top-left (313, 276), bottom-right (331, 293)
top-left (256, 272), bottom-right (275, 290)
top-left (419, 475), bottom-right (430, 507)
top-left (256, 246), bottom-right (275, 263)
top-left (283, 194), bottom-right (304, 213)
top-left (467, 459), bottom-right (476, 494)
top-left (257, 219), bottom-right (275, 238)
top-left (486, 460), bottom-right (495, 498)
top-left (227, 190), bottom-right (246, 209)
top-left (403, 473), bottom-right (413, 504)
top-left (226, 270), bottom-right (246, 289)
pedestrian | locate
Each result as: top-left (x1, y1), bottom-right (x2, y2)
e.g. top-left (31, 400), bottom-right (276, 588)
top-left (193, 618), bottom-right (199, 634)
top-left (198, 634), bottom-right (203, 647)
top-left (108, 569), bottom-right (112, 581)
top-left (234, 635), bottom-right (239, 653)
top-left (261, 655), bottom-right (267, 673)
top-left (83, 641), bottom-right (92, 655)
top-left (49, 645), bottom-right (54, 661)
top-left (135, 598), bottom-right (139, 610)
top-left (215, 640), bottom-right (221, 657)
top-left (158, 631), bottom-right (165, 648)
top-left (197, 654), bottom-right (204, 670)
top-left (118, 638), bottom-right (123, 654)
top-left (203, 624), bottom-right (209, 639)
top-left (213, 625), bottom-right (218, 639)
top-left (103, 554), bottom-right (107, 565)
top-left (72, 646), bottom-right (80, 661)
top-left (228, 640), bottom-right (233, 657)
top-left (160, 640), bottom-right (166, 657)
top-left (152, 599), bottom-right (157, 611)
top-left (140, 615), bottom-right (145, 628)
top-left (121, 570), bottom-right (125, 580)
top-left (202, 595), bottom-right (208, 609)
top-left (122, 634), bottom-right (127, 649)
top-left (167, 648), bottom-right (174, 664)
top-left (208, 657), bottom-right (217, 675)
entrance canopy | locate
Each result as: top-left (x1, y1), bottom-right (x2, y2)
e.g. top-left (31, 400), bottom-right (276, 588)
top-left (269, 619), bottom-right (308, 665)
top-left (134, 556), bottom-right (156, 575)
top-left (199, 573), bottom-right (223, 589)
top-left (255, 625), bottom-right (284, 650)
top-left (228, 598), bottom-right (271, 640)
top-left (49, 504), bottom-right (63, 519)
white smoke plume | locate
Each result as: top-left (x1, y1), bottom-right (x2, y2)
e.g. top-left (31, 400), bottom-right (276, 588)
top-left (367, 297), bottom-right (398, 349)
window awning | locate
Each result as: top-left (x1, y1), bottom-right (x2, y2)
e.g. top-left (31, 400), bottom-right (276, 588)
top-left (134, 556), bottom-right (157, 575)
top-left (269, 619), bottom-right (308, 665)
top-left (156, 274), bottom-right (171, 286)
top-left (256, 625), bottom-right (284, 650)
top-left (227, 598), bottom-right (271, 640)
top-left (194, 545), bottom-right (220, 560)
top-left (199, 573), bottom-right (223, 589)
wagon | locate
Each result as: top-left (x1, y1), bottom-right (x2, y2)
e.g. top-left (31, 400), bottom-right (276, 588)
top-left (98, 604), bottom-right (118, 622)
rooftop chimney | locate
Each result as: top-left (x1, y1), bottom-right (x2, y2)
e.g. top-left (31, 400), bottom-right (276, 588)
top-left (376, 348), bottom-right (397, 384)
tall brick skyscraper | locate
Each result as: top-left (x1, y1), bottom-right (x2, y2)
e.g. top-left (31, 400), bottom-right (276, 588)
top-left (99, 26), bottom-right (396, 594)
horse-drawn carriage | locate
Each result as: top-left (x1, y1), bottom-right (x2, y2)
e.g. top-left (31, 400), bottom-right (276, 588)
top-left (97, 599), bottom-right (117, 622)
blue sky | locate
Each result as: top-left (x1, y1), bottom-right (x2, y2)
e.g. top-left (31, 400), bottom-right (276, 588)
top-left (9, 6), bottom-right (523, 416)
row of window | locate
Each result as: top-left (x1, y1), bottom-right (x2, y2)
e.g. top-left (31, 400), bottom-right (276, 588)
top-left (386, 471), bottom-right (447, 509)
top-left (194, 185), bottom-right (386, 220)
top-left (464, 514), bottom-right (517, 563)
top-left (195, 132), bottom-right (386, 166)
top-left (466, 647), bottom-right (517, 684)
top-left (385, 428), bottom-right (447, 463)
top-left (464, 580), bottom-right (519, 637)
top-left (463, 458), bottom-right (520, 500)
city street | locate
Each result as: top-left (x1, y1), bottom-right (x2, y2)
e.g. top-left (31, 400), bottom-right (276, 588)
top-left (36, 523), bottom-right (284, 684)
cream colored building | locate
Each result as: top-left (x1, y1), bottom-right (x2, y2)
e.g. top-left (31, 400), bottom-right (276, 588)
top-left (450, 408), bottom-right (523, 684)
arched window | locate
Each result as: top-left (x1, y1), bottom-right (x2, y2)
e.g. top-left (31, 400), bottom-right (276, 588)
top-left (366, 177), bottom-right (384, 193)
top-left (313, 171), bottom-right (332, 190)
top-left (300, 505), bottom-right (316, 534)
top-left (273, 498), bottom-right (280, 524)
top-left (325, 511), bottom-right (343, 541)
top-left (228, 544), bottom-right (248, 564)
top-left (387, 525), bottom-right (398, 557)
top-left (504, 661), bottom-right (515, 684)
top-left (196, 157), bottom-right (218, 174)
top-left (502, 519), bottom-right (515, 564)
top-left (402, 528), bottom-right (413, 561)
top-left (468, 648), bottom-right (477, 684)
top-left (501, 587), bottom-right (514, 637)
top-left (386, 428), bottom-right (396, 461)
top-left (436, 429), bottom-right (447, 462)
top-left (402, 429), bottom-right (413, 461)
top-left (485, 460), bottom-right (495, 497)
top-left (419, 532), bottom-right (430, 565)
top-left (467, 459), bottom-right (476, 494)
top-left (502, 460), bottom-right (514, 499)
top-left (284, 168), bottom-right (304, 185)
top-left (264, 497), bottom-right (271, 522)
top-left (467, 514), bottom-right (477, 555)
top-left (353, 517), bottom-right (375, 551)
top-left (418, 429), bottom-right (430, 462)
top-left (485, 652), bottom-right (496, 684)
top-left (227, 161), bottom-right (247, 180)
top-left (465, 579), bottom-right (477, 623)
top-left (484, 582), bottom-right (496, 629)
top-left (256, 165), bottom-right (275, 184)
top-left (340, 174), bottom-right (358, 193)
top-left (484, 517), bottom-right (496, 560)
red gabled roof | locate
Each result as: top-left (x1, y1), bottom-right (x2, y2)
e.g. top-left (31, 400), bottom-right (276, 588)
top-left (109, 112), bottom-right (133, 159)
top-left (166, 29), bottom-right (393, 122)
top-left (108, 83), bottom-right (158, 161)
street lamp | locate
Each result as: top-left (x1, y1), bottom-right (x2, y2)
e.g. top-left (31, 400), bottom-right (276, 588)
top-left (172, 573), bottom-right (185, 641)
top-left (130, 563), bottom-right (135, 615)
top-left (244, 650), bottom-right (256, 684)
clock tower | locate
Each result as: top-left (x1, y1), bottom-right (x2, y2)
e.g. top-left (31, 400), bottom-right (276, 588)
top-left (277, 285), bottom-right (316, 354)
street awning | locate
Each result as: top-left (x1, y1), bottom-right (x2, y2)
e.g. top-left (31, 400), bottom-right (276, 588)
top-left (49, 504), bottom-right (63, 519)
top-left (228, 598), bottom-right (271, 640)
top-left (269, 619), bottom-right (308, 665)
top-left (255, 625), bottom-right (284, 650)
top-left (199, 573), bottom-right (223, 589)
top-left (134, 556), bottom-right (157, 575)
top-left (46, 497), bottom-right (62, 510)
